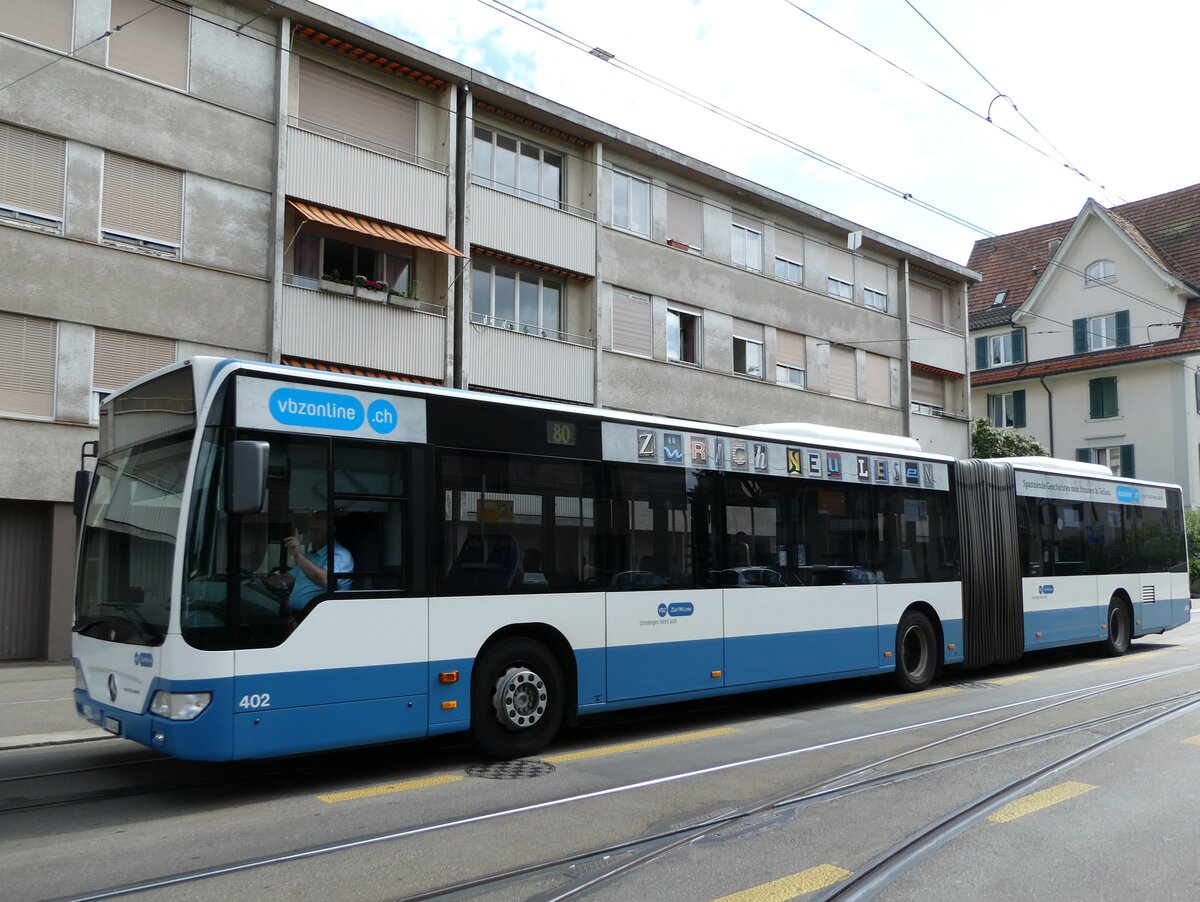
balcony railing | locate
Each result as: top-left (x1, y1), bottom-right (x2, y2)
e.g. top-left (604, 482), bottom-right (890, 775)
top-left (286, 124), bottom-right (449, 237)
top-left (281, 283), bottom-right (445, 381)
top-left (471, 183), bottom-right (597, 277)
top-left (470, 321), bottom-right (595, 405)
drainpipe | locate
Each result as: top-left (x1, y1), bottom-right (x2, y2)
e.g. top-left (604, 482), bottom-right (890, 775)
top-left (1039, 375), bottom-right (1054, 456)
top-left (453, 84), bottom-right (471, 389)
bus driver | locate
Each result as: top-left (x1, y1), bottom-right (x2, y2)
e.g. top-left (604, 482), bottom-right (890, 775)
top-left (267, 511), bottom-right (354, 618)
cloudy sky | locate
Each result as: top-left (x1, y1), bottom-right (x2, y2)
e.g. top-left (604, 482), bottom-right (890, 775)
top-left (314, 0), bottom-right (1200, 267)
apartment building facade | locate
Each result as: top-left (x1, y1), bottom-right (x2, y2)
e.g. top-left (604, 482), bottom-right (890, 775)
top-left (968, 185), bottom-right (1200, 505)
top-left (0, 0), bottom-right (975, 659)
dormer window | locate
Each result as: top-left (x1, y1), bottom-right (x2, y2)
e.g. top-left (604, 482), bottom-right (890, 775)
top-left (1085, 260), bottom-right (1116, 287)
top-left (991, 290), bottom-right (1008, 307)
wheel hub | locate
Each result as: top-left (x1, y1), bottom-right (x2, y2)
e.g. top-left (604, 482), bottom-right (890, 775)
top-left (492, 667), bottom-right (547, 731)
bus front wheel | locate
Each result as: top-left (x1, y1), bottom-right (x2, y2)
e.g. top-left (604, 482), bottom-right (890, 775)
top-left (894, 610), bottom-right (937, 692)
top-left (470, 637), bottom-right (564, 760)
top-left (1099, 598), bottom-right (1132, 657)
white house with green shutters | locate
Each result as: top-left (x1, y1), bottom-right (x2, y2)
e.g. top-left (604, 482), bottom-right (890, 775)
top-left (967, 186), bottom-right (1200, 504)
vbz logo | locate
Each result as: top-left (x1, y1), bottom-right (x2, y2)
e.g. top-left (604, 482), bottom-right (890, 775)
top-left (1038, 585), bottom-right (1055, 596)
top-left (133, 651), bottom-right (153, 667)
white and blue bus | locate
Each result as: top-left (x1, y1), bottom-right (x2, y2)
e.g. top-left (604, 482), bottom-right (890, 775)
top-left (72, 359), bottom-right (1190, 760)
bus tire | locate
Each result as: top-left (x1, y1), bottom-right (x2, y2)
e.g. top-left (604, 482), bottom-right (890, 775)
top-left (1100, 597), bottom-right (1132, 657)
top-left (470, 637), bottom-right (564, 760)
top-left (894, 610), bottom-right (937, 692)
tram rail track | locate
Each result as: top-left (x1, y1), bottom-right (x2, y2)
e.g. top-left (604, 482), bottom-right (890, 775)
top-left (47, 660), bottom-right (1200, 902)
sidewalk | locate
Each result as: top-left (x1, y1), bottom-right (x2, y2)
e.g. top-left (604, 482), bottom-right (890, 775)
top-left (0, 662), bottom-right (110, 751)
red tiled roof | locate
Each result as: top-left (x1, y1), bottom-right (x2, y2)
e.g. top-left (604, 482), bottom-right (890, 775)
top-left (971, 298), bottom-right (1200, 387)
top-left (968, 183), bottom-right (1200, 330)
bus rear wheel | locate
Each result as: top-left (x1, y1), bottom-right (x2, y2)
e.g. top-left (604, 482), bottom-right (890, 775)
top-left (1099, 598), bottom-right (1132, 657)
top-left (470, 637), bottom-right (564, 760)
top-left (894, 610), bottom-right (937, 692)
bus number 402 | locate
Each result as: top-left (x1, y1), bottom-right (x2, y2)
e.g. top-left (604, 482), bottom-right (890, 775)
top-left (238, 693), bottom-right (271, 709)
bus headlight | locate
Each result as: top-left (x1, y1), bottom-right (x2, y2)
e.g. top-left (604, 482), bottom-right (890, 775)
top-left (150, 691), bottom-right (212, 721)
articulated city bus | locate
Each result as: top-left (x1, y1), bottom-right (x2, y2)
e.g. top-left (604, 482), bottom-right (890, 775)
top-left (72, 358), bottom-right (1189, 760)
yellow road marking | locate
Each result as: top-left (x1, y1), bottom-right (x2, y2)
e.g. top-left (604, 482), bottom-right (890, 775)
top-left (1089, 649), bottom-right (1169, 667)
top-left (713, 864), bottom-right (853, 901)
top-left (1183, 736), bottom-right (1200, 746)
top-left (853, 686), bottom-right (961, 710)
top-left (318, 773), bottom-right (462, 803)
top-left (989, 674), bottom-right (1036, 686)
top-left (544, 726), bottom-right (740, 763)
top-left (988, 781), bottom-right (1096, 823)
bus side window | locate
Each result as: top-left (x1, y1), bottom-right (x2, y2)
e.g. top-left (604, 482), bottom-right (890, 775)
top-left (333, 440), bottom-right (408, 592)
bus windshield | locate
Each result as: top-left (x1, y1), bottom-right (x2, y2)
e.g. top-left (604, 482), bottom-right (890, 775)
top-left (76, 367), bottom-right (196, 646)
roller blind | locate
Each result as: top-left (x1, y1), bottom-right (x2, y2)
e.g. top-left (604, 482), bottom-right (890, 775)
top-left (865, 353), bottom-right (891, 406)
top-left (102, 152), bottom-right (183, 245)
top-left (666, 189), bottom-right (703, 249)
top-left (0, 124), bottom-right (65, 219)
top-left (775, 229), bottom-right (804, 263)
top-left (776, 330), bottom-right (806, 368)
top-left (909, 281), bottom-right (943, 324)
top-left (827, 246), bottom-right (854, 284)
top-left (911, 370), bottom-right (944, 406)
top-left (0, 312), bottom-right (55, 417)
top-left (298, 57), bottom-right (417, 158)
top-left (93, 329), bottom-right (176, 391)
top-left (862, 258), bottom-right (887, 291)
top-left (0, 0), bottom-right (73, 51)
top-left (829, 346), bottom-right (856, 399)
top-left (732, 319), bottom-right (762, 341)
top-left (108, 0), bottom-right (190, 90)
top-left (611, 289), bottom-right (652, 357)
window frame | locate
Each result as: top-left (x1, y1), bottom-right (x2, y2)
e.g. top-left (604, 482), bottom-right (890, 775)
top-left (611, 168), bottom-right (650, 237)
top-left (733, 335), bottom-right (764, 379)
top-left (1084, 260), bottom-right (1117, 287)
top-left (827, 277), bottom-right (854, 301)
top-left (667, 307), bottom-right (702, 366)
top-left (988, 390), bottom-right (1025, 429)
top-left (1087, 313), bottom-right (1118, 351)
top-left (863, 287), bottom-right (888, 311)
top-left (731, 222), bottom-right (762, 272)
top-left (774, 256), bottom-right (802, 284)
top-left (472, 261), bottom-right (564, 339)
top-left (776, 363), bottom-right (805, 389)
top-left (473, 124), bottom-right (563, 209)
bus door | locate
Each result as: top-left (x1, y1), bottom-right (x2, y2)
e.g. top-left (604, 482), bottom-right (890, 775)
top-left (602, 465), bottom-right (724, 701)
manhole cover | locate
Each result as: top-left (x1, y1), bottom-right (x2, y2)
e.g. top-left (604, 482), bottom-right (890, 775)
top-left (466, 760), bottom-right (556, 779)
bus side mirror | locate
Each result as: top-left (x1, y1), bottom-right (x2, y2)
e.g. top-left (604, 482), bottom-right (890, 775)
top-left (73, 470), bottom-right (91, 517)
top-left (226, 440), bottom-right (270, 516)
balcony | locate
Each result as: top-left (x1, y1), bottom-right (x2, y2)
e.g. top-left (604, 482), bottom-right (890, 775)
top-left (281, 282), bottom-right (445, 381)
top-left (286, 123), bottom-right (449, 236)
top-left (908, 318), bottom-right (967, 377)
top-left (470, 319), bottom-right (595, 404)
top-left (471, 183), bottom-right (596, 277)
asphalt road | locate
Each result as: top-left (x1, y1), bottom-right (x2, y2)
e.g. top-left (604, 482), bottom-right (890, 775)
top-left (5, 620), bottom-right (1200, 902)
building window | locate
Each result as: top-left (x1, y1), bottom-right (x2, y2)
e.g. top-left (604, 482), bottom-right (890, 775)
top-left (828, 346), bottom-right (857, 399)
top-left (473, 125), bottom-right (562, 208)
top-left (910, 281), bottom-right (944, 324)
top-left (108, 0), bottom-right (190, 91)
top-left (297, 58), bottom-right (418, 160)
top-left (975, 328), bottom-right (1026, 369)
top-left (101, 152), bottom-right (183, 258)
top-left (666, 189), bottom-right (703, 251)
top-left (992, 289), bottom-right (1008, 307)
top-left (611, 288), bottom-right (652, 358)
top-left (93, 329), bottom-right (175, 394)
top-left (911, 369), bottom-right (945, 416)
top-left (988, 390), bottom-right (1025, 428)
top-left (1074, 311), bottom-right (1129, 352)
top-left (472, 262), bottom-right (563, 338)
top-left (774, 256), bottom-right (802, 284)
top-left (733, 336), bottom-right (763, 379)
top-left (1084, 260), bottom-right (1117, 287)
top-left (667, 308), bottom-right (701, 365)
top-left (776, 363), bottom-right (805, 388)
top-left (1, 0), bottom-right (73, 51)
top-left (0, 312), bottom-right (56, 418)
top-left (0, 124), bottom-right (65, 233)
top-left (731, 222), bottom-right (761, 272)
top-left (863, 288), bottom-right (887, 311)
top-left (612, 169), bottom-right (650, 236)
top-left (1093, 446), bottom-right (1133, 477)
top-left (827, 277), bottom-right (853, 301)
top-left (1089, 377), bottom-right (1118, 419)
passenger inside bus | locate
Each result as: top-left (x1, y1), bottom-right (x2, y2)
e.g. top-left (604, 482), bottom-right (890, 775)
top-left (267, 511), bottom-right (354, 619)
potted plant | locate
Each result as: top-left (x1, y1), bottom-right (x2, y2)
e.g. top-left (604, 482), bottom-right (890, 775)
top-left (388, 280), bottom-right (420, 307)
top-left (320, 270), bottom-right (355, 296)
top-left (354, 275), bottom-right (389, 303)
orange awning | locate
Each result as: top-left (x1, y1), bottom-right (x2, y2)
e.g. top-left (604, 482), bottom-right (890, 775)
top-left (281, 356), bottom-right (442, 386)
top-left (911, 361), bottom-right (963, 379)
top-left (288, 199), bottom-right (466, 258)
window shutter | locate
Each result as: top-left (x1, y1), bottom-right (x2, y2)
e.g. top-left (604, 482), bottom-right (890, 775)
top-left (828, 346), bottom-right (856, 399)
top-left (666, 189), bottom-right (703, 249)
top-left (1013, 390), bottom-right (1026, 428)
top-left (108, 0), bottom-right (190, 90)
top-left (0, 124), bottom-right (66, 220)
top-left (0, 312), bottom-right (56, 417)
top-left (862, 259), bottom-right (887, 292)
top-left (1076, 448), bottom-right (1091, 463)
top-left (909, 281), bottom-right (942, 324)
top-left (1089, 379), bottom-right (1102, 419)
top-left (611, 289), bottom-right (652, 357)
top-left (827, 246), bottom-right (854, 284)
top-left (732, 319), bottom-right (762, 342)
top-left (298, 58), bottom-right (417, 158)
top-left (1073, 318), bottom-right (1087, 353)
top-left (776, 330), bottom-right (806, 369)
top-left (102, 153), bottom-right (183, 245)
top-left (775, 228), bottom-right (804, 263)
top-left (0, 0), bottom-right (74, 51)
top-left (1120, 444), bottom-right (1135, 477)
top-left (93, 329), bottom-right (176, 391)
top-left (911, 370), bottom-right (943, 406)
top-left (865, 353), bottom-right (891, 406)
top-left (1012, 328), bottom-right (1025, 364)
top-left (975, 336), bottom-right (987, 370)
top-left (1116, 310), bottom-right (1130, 347)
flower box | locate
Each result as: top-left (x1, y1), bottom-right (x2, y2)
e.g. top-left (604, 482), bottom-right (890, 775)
top-left (356, 287), bottom-right (388, 303)
top-left (667, 238), bottom-right (690, 251)
top-left (320, 278), bottom-right (354, 296)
